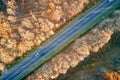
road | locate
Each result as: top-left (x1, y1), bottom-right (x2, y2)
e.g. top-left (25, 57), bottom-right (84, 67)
top-left (0, 0), bottom-right (6, 11)
top-left (1, 0), bottom-right (120, 80)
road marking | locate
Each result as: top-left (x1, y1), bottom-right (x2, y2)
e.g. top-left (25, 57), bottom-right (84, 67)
top-left (105, 6), bottom-right (113, 10)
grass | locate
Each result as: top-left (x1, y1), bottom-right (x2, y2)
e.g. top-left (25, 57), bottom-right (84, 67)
top-left (5, 0), bottom-right (103, 69)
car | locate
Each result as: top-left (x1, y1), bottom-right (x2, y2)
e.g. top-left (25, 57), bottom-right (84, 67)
top-left (108, 0), bottom-right (113, 2)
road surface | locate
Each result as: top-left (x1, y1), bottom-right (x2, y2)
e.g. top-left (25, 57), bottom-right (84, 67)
top-left (1, 0), bottom-right (120, 80)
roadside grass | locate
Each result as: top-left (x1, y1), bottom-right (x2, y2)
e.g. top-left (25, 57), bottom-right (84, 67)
top-left (6, 1), bottom-right (103, 69)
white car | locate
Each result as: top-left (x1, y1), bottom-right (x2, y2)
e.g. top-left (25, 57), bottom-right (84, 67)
top-left (108, 0), bottom-right (113, 2)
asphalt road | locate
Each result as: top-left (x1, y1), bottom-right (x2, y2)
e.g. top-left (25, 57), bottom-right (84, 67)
top-left (0, 0), bottom-right (6, 11)
top-left (1, 0), bottom-right (120, 80)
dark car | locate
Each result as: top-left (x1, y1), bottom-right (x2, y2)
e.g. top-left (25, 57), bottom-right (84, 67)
top-left (0, 0), bottom-right (6, 11)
